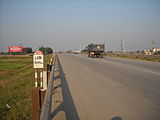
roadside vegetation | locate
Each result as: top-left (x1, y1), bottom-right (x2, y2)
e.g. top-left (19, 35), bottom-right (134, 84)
top-left (80, 51), bottom-right (160, 62)
top-left (0, 54), bottom-right (52, 120)
top-left (105, 53), bottom-right (160, 62)
top-left (0, 46), bottom-right (53, 55)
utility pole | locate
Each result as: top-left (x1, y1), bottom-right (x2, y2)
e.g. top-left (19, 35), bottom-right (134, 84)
top-left (120, 40), bottom-right (123, 53)
top-left (151, 39), bottom-right (156, 49)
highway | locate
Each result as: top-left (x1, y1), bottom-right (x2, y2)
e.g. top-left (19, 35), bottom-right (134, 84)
top-left (57, 53), bottom-right (160, 120)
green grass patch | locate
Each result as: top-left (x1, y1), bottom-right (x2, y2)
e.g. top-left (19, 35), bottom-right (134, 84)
top-left (0, 56), bottom-right (32, 63)
top-left (0, 56), bottom-right (33, 120)
top-left (0, 62), bottom-right (27, 71)
top-left (0, 54), bottom-right (53, 120)
top-left (0, 68), bottom-right (34, 120)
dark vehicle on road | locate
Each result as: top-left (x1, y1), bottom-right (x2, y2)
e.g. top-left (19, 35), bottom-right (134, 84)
top-left (87, 43), bottom-right (105, 58)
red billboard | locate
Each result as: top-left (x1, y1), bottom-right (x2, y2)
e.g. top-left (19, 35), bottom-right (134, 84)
top-left (8, 46), bottom-right (23, 52)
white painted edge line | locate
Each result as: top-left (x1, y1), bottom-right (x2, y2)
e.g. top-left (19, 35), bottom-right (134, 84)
top-left (93, 58), bottom-right (160, 76)
top-left (143, 70), bottom-right (160, 76)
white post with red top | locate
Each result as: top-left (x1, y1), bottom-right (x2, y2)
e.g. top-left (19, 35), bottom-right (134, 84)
top-left (33, 50), bottom-right (44, 88)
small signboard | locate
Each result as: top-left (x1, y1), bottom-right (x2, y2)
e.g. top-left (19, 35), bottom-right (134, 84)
top-left (33, 50), bottom-right (44, 68)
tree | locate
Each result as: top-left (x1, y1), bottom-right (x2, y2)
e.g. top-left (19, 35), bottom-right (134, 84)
top-left (136, 50), bottom-right (140, 53)
top-left (23, 47), bottom-right (32, 54)
top-left (81, 49), bottom-right (87, 52)
top-left (45, 47), bottom-right (53, 54)
top-left (154, 51), bottom-right (160, 55)
top-left (39, 46), bottom-right (53, 54)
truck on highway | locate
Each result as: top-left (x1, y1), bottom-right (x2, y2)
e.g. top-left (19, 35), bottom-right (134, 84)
top-left (87, 43), bottom-right (105, 58)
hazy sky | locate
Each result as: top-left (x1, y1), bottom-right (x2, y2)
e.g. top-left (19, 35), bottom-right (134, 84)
top-left (0, 0), bottom-right (160, 52)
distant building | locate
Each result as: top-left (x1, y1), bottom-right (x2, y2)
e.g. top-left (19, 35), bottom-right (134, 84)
top-left (143, 50), bottom-right (152, 55)
top-left (152, 48), bottom-right (160, 53)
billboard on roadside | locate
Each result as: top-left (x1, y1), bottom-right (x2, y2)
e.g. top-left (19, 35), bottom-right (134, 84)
top-left (8, 46), bottom-right (23, 52)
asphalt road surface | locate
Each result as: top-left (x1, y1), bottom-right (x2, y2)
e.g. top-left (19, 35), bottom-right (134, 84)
top-left (58, 53), bottom-right (160, 120)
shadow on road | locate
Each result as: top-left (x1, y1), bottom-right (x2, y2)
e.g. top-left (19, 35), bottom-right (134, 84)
top-left (50, 57), bottom-right (80, 120)
top-left (111, 116), bottom-right (123, 120)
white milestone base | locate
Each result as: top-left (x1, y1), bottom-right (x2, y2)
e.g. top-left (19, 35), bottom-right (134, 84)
top-left (42, 71), bottom-right (47, 90)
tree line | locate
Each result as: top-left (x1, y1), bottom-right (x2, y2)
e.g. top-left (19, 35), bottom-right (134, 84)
top-left (0, 46), bottom-right (53, 55)
top-left (23, 46), bottom-right (53, 55)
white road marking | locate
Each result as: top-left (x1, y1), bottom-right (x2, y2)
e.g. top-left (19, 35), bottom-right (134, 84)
top-left (143, 70), bottom-right (160, 76)
top-left (75, 54), bottom-right (160, 76)
top-left (92, 58), bottom-right (160, 76)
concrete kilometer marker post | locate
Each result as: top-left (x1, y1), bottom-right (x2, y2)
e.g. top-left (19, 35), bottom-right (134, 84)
top-left (33, 50), bottom-right (44, 69)
top-left (33, 50), bottom-right (44, 88)
top-left (32, 50), bottom-right (54, 120)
